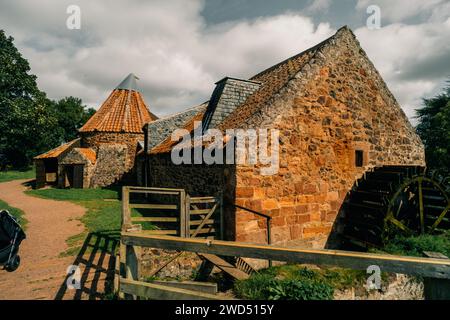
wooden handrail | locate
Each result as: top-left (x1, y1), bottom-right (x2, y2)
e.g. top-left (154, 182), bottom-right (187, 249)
top-left (227, 202), bottom-right (272, 267)
top-left (121, 233), bottom-right (450, 280)
top-left (230, 203), bottom-right (271, 245)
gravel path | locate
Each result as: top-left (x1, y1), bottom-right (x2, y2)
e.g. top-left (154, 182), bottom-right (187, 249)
top-left (0, 180), bottom-right (93, 299)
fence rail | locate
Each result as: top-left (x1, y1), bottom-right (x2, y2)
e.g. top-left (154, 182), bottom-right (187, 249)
top-left (121, 233), bottom-right (450, 280)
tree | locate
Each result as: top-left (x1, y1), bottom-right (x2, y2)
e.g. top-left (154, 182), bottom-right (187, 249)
top-left (51, 97), bottom-right (95, 142)
top-left (0, 30), bottom-right (59, 168)
top-left (416, 82), bottom-right (450, 173)
top-left (0, 30), bottom-right (96, 168)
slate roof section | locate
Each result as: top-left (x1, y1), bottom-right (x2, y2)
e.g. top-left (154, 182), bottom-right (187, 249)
top-left (150, 109), bottom-right (206, 154)
top-left (145, 103), bottom-right (208, 150)
top-left (79, 74), bottom-right (157, 133)
top-left (34, 138), bottom-right (80, 160)
top-left (202, 77), bottom-right (261, 131)
top-left (115, 73), bottom-right (138, 91)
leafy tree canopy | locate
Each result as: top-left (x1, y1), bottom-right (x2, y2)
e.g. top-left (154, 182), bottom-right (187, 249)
top-left (51, 97), bottom-right (95, 142)
top-left (0, 30), bottom-right (95, 168)
top-left (416, 82), bottom-right (450, 173)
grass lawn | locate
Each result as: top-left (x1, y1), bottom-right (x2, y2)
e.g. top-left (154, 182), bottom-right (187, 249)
top-left (0, 198), bottom-right (28, 230)
top-left (0, 168), bottom-right (35, 183)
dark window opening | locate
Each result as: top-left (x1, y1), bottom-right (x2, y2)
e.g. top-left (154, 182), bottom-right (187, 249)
top-left (355, 150), bottom-right (364, 167)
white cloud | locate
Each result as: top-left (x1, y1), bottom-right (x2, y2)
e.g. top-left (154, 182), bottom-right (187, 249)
top-left (0, 0), bottom-right (334, 115)
top-left (305, 0), bottom-right (332, 13)
top-left (356, 0), bottom-right (445, 23)
top-left (0, 0), bottom-right (448, 123)
top-left (355, 19), bottom-right (450, 121)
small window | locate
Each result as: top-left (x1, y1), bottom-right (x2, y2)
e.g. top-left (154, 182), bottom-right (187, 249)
top-left (355, 150), bottom-right (364, 167)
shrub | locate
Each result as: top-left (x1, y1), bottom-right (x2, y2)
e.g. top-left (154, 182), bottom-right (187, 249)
top-left (267, 278), bottom-right (333, 300)
top-left (381, 231), bottom-right (450, 258)
top-left (234, 267), bottom-right (334, 300)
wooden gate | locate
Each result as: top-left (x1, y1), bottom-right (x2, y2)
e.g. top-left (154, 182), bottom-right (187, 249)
top-left (122, 187), bottom-right (222, 239)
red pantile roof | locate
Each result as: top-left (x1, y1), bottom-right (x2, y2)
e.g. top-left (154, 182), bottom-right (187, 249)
top-left (34, 139), bottom-right (80, 160)
top-left (77, 148), bottom-right (97, 164)
top-left (79, 74), bottom-right (157, 133)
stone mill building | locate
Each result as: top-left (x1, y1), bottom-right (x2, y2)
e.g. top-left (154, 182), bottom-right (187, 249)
top-left (137, 27), bottom-right (425, 247)
top-left (35, 73), bottom-right (157, 189)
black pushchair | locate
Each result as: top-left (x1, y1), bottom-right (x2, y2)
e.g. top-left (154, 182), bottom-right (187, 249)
top-left (0, 210), bottom-right (26, 272)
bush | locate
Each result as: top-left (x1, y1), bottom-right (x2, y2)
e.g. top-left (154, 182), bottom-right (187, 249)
top-left (267, 278), bottom-right (334, 300)
top-left (234, 267), bottom-right (334, 300)
top-left (381, 231), bottom-right (450, 258)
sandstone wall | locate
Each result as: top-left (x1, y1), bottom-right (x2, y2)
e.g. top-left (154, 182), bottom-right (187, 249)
top-left (233, 28), bottom-right (425, 247)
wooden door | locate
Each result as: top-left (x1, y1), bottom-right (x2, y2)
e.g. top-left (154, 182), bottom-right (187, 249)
top-left (73, 165), bottom-right (84, 188)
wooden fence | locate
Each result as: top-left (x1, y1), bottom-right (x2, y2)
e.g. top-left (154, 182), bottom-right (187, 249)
top-left (121, 186), bottom-right (223, 239)
top-left (117, 233), bottom-right (450, 300)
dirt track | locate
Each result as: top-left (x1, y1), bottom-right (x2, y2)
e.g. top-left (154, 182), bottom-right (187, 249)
top-left (0, 179), bottom-right (87, 299)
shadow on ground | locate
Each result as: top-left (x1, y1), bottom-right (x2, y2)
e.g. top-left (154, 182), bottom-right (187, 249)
top-left (55, 230), bottom-right (119, 300)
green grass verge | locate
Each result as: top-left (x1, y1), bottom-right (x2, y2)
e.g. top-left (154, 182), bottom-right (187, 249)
top-left (0, 168), bottom-right (35, 183)
top-left (0, 198), bottom-right (28, 230)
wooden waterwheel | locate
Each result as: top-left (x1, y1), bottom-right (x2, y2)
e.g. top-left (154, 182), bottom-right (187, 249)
top-left (339, 166), bottom-right (450, 250)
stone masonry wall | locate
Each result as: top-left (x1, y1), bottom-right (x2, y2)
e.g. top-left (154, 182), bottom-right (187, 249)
top-left (90, 144), bottom-right (128, 188)
top-left (233, 28), bottom-right (425, 247)
top-left (146, 154), bottom-right (238, 240)
top-left (58, 148), bottom-right (96, 188)
top-left (81, 132), bottom-right (143, 171)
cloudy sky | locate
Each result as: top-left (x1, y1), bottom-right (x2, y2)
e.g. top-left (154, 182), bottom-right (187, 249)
top-left (1, 0), bottom-right (449, 122)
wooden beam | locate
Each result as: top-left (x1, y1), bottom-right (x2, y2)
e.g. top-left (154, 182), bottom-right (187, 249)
top-left (190, 197), bottom-right (217, 204)
top-left (131, 217), bottom-right (178, 222)
top-left (199, 253), bottom-right (249, 280)
top-left (129, 203), bottom-right (177, 210)
top-left (121, 233), bottom-right (450, 279)
top-left (190, 219), bottom-right (215, 225)
top-left (190, 228), bottom-right (216, 235)
top-left (423, 252), bottom-right (450, 300)
top-left (137, 230), bottom-right (178, 235)
top-left (190, 209), bottom-right (214, 215)
top-left (151, 280), bottom-right (218, 294)
top-left (122, 187), bottom-right (130, 230)
top-left (191, 203), bottom-right (218, 238)
top-left (120, 278), bottom-right (231, 300)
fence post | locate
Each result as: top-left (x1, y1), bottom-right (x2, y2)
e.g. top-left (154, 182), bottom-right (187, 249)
top-left (267, 218), bottom-right (272, 268)
top-left (423, 251), bottom-right (450, 300)
top-left (179, 190), bottom-right (186, 238)
top-left (219, 192), bottom-right (224, 240)
top-left (125, 244), bottom-right (140, 300)
top-left (185, 194), bottom-right (191, 238)
top-left (122, 186), bottom-right (131, 231)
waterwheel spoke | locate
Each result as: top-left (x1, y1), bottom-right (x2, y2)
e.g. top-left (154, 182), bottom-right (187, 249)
top-left (430, 204), bottom-right (450, 232)
top-left (385, 215), bottom-right (414, 234)
top-left (418, 178), bottom-right (424, 234)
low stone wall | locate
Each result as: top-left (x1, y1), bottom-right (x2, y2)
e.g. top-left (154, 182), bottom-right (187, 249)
top-left (140, 248), bottom-right (203, 280)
